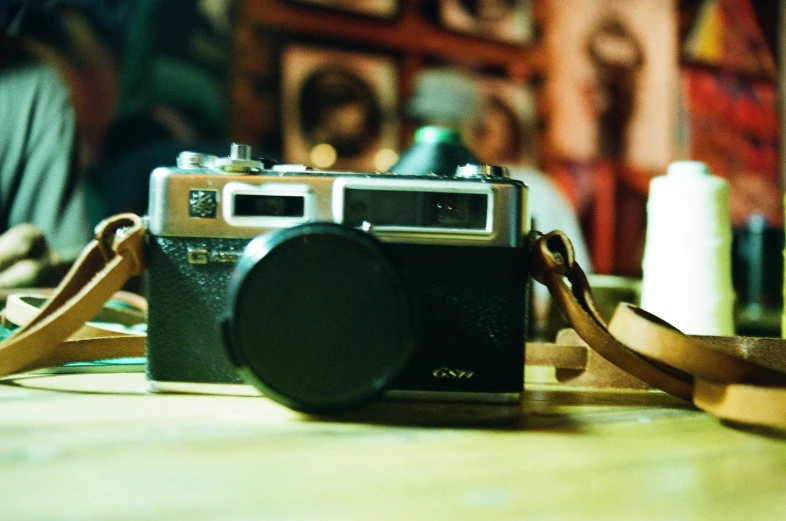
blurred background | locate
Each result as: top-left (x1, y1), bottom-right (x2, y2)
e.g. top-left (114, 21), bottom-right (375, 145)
top-left (2, 0), bottom-right (783, 332)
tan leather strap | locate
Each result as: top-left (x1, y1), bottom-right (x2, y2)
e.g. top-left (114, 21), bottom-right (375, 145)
top-left (530, 231), bottom-right (694, 400)
top-left (0, 292), bottom-right (145, 368)
top-left (3, 292), bottom-right (146, 329)
top-left (607, 302), bottom-right (786, 427)
top-left (0, 214), bottom-right (146, 376)
top-left (609, 303), bottom-right (786, 385)
top-left (525, 328), bottom-right (653, 390)
top-left (692, 380), bottom-right (786, 428)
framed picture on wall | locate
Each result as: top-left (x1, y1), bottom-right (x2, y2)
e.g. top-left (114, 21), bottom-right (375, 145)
top-left (544, 0), bottom-right (678, 171)
top-left (281, 44), bottom-right (399, 172)
top-left (467, 75), bottom-right (538, 167)
top-left (287, 0), bottom-right (399, 19)
top-left (438, 0), bottom-right (535, 44)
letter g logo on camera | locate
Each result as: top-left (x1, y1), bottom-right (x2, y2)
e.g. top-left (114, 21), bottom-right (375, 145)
top-left (432, 367), bottom-right (475, 379)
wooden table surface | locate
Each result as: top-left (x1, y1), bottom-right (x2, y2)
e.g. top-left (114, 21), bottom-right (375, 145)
top-left (1, 371), bottom-right (785, 521)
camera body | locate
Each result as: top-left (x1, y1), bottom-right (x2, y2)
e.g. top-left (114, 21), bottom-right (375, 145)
top-left (145, 145), bottom-right (530, 404)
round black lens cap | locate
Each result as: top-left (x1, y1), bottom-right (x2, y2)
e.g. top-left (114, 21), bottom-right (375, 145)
top-left (225, 223), bottom-right (417, 413)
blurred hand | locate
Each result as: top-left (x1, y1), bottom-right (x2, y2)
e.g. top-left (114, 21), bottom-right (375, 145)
top-left (0, 225), bottom-right (66, 288)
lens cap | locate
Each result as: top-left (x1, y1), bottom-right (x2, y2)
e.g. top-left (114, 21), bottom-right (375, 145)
top-left (224, 223), bottom-right (417, 413)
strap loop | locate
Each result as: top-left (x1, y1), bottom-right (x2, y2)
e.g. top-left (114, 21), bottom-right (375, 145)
top-left (531, 231), bottom-right (576, 285)
top-left (94, 214), bottom-right (146, 276)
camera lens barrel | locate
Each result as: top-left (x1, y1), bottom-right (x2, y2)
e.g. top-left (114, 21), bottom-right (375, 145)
top-left (223, 223), bottom-right (418, 413)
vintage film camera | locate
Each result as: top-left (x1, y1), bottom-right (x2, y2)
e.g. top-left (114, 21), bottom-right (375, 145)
top-left (145, 144), bottom-right (530, 412)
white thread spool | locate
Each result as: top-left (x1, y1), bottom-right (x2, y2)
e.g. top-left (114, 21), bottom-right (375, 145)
top-left (640, 161), bottom-right (735, 335)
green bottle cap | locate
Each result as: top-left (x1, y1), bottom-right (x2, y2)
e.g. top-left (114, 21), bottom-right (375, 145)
top-left (414, 126), bottom-right (462, 145)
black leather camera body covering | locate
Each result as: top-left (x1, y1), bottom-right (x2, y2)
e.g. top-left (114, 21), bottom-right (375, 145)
top-left (145, 146), bottom-right (530, 404)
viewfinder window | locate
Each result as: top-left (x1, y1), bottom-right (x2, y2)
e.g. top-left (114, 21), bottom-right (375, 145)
top-left (343, 189), bottom-right (488, 230)
top-left (234, 194), bottom-right (305, 218)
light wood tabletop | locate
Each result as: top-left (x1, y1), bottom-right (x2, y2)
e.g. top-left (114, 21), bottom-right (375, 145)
top-left (1, 371), bottom-right (785, 520)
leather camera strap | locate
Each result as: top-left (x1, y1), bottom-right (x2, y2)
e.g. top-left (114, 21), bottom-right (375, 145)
top-left (531, 230), bottom-right (786, 427)
top-left (608, 303), bottom-right (786, 427)
top-left (1, 215), bottom-right (785, 427)
top-left (0, 213), bottom-right (146, 376)
top-left (529, 231), bottom-right (695, 400)
top-left (1, 292), bottom-right (146, 368)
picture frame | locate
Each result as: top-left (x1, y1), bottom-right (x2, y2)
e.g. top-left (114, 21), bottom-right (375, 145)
top-left (467, 74), bottom-right (538, 167)
top-left (281, 44), bottom-right (399, 172)
top-left (438, 0), bottom-right (535, 45)
top-left (544, 0), bottom-right (677, 170)
top-left (286, 0), bottom-right (399, 20)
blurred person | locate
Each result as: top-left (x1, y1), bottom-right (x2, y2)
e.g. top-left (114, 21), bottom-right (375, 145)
top-left (0, 33), bottom-right (92, 288)
top-left (7, 0), bottom-right (234, 225)
top-left (88, 0), bottom-right (234, 222)
top-left (9, 0), bottom-right (124, 174)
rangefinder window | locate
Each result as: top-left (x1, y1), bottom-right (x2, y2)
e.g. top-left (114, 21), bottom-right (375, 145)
top-left (343, 189), bottom-right (488, 230)
top-left (234, 194), bottom-right (305, 218)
